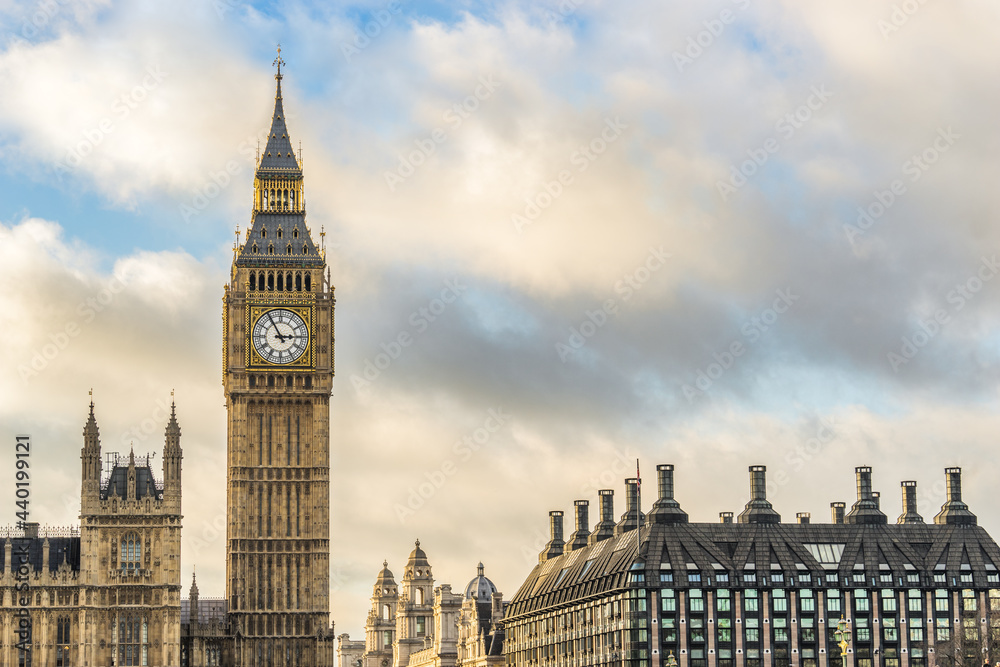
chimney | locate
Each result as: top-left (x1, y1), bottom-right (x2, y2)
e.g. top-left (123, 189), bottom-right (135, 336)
top-left (22, 522), bottom-right (39, 539)
top-left (831, 502), bottom-right (845, 524)
top-left (567, 500), bottom-right (591, 551)
top-left (539, 511), bottom-right (565, 562)
top-left (844, 466), bottom-right (887, 525)
top-left (737, 466), bottom-right (780, 524)
top-left (934, 467), bottom-right (977, 526)
top-left (796, 512), bottom-right (811, 525)
top-left (648, 464), bottom-right (689, 524)
top-left (588, 490), bottom-right (616, 545)
top-left (492, 591), bottom-right (504, 622)
top-left (897, 481), bottom-right (924, 524)
top-left (719, 512), bottom-right (734, 524)
top-left (614, 478), bottom-right (646, 536)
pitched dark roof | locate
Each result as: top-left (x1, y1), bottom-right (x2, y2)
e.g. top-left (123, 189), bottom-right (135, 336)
top-left (100, 460), bottom-right (162, 501)
top-left (236, 212), bottom-right (322, 268)
top-left (259, 73), bottom-right (300, 173)
top-left (235, 65), bottom-right (324, 269)
top-left (0, 537), bottom-right (80, 573)
top-left (506, 521), bottom-right (1000, 621)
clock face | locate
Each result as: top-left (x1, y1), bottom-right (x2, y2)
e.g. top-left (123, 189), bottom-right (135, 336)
top-left (251, 308), bottom-right (309, 364)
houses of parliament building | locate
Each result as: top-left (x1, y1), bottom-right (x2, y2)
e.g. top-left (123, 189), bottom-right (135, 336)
top-left (0, 54), bottom-right (337, 666)
top-left (6, 53), bottom-right (1000, 667)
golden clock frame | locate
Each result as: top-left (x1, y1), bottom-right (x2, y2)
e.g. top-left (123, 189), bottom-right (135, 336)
top-left (245, 300), bottom-right (315, 369)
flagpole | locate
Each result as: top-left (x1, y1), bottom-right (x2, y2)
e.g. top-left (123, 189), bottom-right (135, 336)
top-left (636, 459), bottom-right (641, 563)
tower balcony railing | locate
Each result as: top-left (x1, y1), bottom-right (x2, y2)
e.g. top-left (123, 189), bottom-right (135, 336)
top-left (107, 568), bottom-right (153, 582)
top-left (0, 525), bottom-right (80, 538)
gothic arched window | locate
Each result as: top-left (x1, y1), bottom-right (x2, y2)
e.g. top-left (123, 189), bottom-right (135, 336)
top-left (56, 616), bottom-right (71, 666)
top-left (117, 614), bottom-right (148, 666)
top-left (121, 532), bottom-right (141, 574)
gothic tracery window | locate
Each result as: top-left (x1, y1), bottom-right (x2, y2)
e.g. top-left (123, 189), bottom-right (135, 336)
top-left (121, 532), bottom-right (142, 574)
top-left (116, 614), bottom-right (148, 666)
top-left (56, 616), bottom-right (71, 666)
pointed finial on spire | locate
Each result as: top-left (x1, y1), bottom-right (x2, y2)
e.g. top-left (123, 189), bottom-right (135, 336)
top-left (170, 389), bottom-right (176, 416)
top-left (89, 388), bottom-right (94, 412)
top-left (273, 43), bottom-right (285, 79)
top-left (384, 559), bottom-right (389, 568)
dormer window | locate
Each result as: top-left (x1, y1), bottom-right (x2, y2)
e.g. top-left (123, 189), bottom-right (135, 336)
top-left (286, 244), bottom-right (292, 254)
top-left (293, 228), bottom-right (299, 239)
top-left (261, 229), bottom-right (266, 238)
top-left (268, 244), bottom-right (274, 255)
top-left (252, 244), bottom-right (259, 254)
top-left (303, 246), bottom-right (309, 255)
top-left (277, 228), bottom-right (283, 239)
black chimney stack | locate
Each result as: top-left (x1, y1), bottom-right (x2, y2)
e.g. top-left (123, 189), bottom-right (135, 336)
top-left (896, 481), bottom-right (924, 524)
top-left (567, 500), bottom-right (591, 551)
top-left (845, 466), bottom-right (887, 525)
top-left (831, 502), bottom-right (845, 524)
top-left (588, 490), bottom-right (616, 544)
top-left (615, 478), bottom-right (646, 535)
top-left (737, 465), bottom-right (780, 524)
top-left (539, 511), bottom-right (565, 562)
top-left (648, 464), bottom-right (689, 524)
top-left (934, 467), bottom-right (977, 526)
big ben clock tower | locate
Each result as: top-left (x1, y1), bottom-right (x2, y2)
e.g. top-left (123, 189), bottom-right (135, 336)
top-left (222, 51), bottom-right (335, 667)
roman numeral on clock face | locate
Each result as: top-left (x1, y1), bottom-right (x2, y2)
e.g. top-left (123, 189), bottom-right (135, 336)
top-left (251, 308), bottom-right (309, 365)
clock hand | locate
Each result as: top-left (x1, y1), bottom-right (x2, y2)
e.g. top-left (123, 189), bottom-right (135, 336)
top-left (267, 313), bottom-right (289, 342)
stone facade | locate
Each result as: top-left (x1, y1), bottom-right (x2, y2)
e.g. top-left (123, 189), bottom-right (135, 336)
top-left (0, 400), bottom-right (183, 666)
top-left (338, 543), bottom-right (506, 667)
top-left (177, 55), bottom-right (337, 667)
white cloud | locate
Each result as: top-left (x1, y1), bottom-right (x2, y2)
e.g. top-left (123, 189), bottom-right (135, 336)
top-left (2, 0), bottom-right (1000, 641)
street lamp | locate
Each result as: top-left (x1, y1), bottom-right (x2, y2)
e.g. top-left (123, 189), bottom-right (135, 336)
top-left (833, 616), bottom-right (851, 659)
top-left (665, 651), bottom-right (678, 667)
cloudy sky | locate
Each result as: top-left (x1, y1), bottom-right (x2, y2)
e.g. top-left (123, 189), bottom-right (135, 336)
top-left (2, 0), bottom-right (1000, 638)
